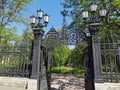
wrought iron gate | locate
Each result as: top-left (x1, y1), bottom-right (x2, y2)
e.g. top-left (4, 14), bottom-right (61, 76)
top-left (40, 10), bottom-right (95, 90)
top-left (41, 24), bottom-right (94, 90)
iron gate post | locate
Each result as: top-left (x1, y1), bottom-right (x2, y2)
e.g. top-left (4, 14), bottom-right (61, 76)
top-left (82, 2), bottom-right (107, 84)
top-left (85, 36), bottom-right (95, 90)
top-left (47, 50), bottom-right (53, 90)
top-left (89, 23), bottom-right (103, 83)
top-left (30, 26), bottom-right (44, 79)
top-left (91, 34), bottom-right (103, 83)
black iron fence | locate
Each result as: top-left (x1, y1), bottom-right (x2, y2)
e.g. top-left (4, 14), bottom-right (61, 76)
top-left (101, 42), bottom-right (120, 83)
top-left (0, 45), bottom-right (32, 78)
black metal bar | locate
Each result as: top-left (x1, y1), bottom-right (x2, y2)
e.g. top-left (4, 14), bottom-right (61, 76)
top-left (114, 56), bottom-right (118, 82)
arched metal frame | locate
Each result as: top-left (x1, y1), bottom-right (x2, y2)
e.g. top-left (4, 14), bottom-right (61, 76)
top-left (42, 12), bottom-right (85, 47)
top-left (42, 27), bottom-right (85, 47)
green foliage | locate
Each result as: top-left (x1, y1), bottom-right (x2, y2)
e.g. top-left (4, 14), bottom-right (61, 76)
top-left (0, 0), bottom-right (34, 27)
top-left (21, 25), bottom-right (34, 46)
top-left (0, 0), bottom-right (33, 72)
top-left (0, 27), bottom-right (22, 46)
top-left (52, 44), bottom-right (87, 69)
top-left (0, 0), bottom-right (34, 45)
top-left (52, 46), bottom-right (70, 67)
top-left (51, 67), bottom-right (84, 74)
top-left (70, 44), bottom-right (87, 68)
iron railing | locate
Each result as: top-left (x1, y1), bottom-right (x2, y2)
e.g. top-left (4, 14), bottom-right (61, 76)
top-left (0, 45), bottom-right (32, 78)
top-left (101, 42), bottom-right (120, 83)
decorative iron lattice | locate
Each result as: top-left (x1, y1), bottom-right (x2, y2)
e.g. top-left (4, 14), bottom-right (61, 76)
top-left (0, 45), bottom-right (32, 77)
top-left (42, 27), bottom-right (62, 47)
top-left (100, 37), bottom-right (120, 83)
top-left (42, 25), bottom-right (85, 47)
top-left (41, 9), bottom-right (86, 47)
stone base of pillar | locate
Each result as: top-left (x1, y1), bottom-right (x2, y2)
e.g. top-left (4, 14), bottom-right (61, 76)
top-left (95, 83), bottom-right (120, 90)
top-left (94, 78), bottom-right (104, 83)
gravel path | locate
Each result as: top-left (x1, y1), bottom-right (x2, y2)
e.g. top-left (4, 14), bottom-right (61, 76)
top-left (51, 74), bottom-right (85, 90)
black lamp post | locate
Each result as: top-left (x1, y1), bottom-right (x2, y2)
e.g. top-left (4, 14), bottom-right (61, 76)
top-left (82, 2), bottom-right (107, 83)
top-left (30, 9), bottom-right (49, 79)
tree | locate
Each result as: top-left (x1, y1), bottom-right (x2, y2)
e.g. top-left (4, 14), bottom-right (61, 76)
top-left (1, 27), bottom-right (22, 46)
top-left (0, 0), bottom-right (33, 27)
top-left (21, 21), bottom-right (34, 45)
top-left (0, 0), bottom-right (34, 43)
top-left (52, 46), bottom-right (70, 67)
top-left (70, 44), bottom-right (87, 69)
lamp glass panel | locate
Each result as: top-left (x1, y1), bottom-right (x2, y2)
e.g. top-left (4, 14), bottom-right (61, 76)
top-left (38, 10), bottom-right (43, 18)
top-left (82, 11), bottom-right (88, 19)
top-left (44, 14), bottom-right (49, 23)
top-left (100, 9), bottom-right (107, 17)
top-left (90, 4), bottom-right (97, 12)
top-left (30, 16), bottom-right (36, 24)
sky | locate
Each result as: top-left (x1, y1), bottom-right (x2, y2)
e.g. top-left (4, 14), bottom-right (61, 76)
top-left (14, 0), bottom-right (72, 35)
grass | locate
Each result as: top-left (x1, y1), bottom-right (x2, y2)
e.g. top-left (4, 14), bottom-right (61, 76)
top-left (51, 66), bottom-right (84, 74)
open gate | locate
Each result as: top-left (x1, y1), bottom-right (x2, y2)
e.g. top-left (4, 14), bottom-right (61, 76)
top-left (42, 25), bottom-right (86, 90)
top-left (39, 10), bottom-right (94, 90)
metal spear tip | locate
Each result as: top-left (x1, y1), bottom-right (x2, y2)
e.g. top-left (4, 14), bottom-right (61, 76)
top-left (61, 9), bottom-right (68, 17)
top-left (50, 26), bottom-right (56, 31)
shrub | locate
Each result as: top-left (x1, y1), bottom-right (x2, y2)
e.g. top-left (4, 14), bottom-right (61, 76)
top-left (51, 67), bottom-right (84, 74)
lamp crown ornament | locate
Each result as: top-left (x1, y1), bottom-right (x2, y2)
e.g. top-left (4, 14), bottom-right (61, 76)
top-left (30, 9), bottom-right (49, 28)
top-left (61, 9), bottom-right (68, 18)
top-left (30, 9), bottom-right (49, 39)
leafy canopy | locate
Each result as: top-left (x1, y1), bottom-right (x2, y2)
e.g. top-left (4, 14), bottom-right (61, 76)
top-left (0, 0), bottom-right (34, 44)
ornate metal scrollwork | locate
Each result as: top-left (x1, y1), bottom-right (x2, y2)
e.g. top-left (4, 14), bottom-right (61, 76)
top-left (64, 24), bottom-right (85, 45)
top-left (42, 24), bottom-right (85, 47)
top-left (42, 27), bottom-right (62, 47)
top-left (41, 9), bottom-right (85, 47)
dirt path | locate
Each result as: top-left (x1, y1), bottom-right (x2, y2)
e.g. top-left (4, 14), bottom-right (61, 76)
top-left (51, 74), bottom-right (85, 90)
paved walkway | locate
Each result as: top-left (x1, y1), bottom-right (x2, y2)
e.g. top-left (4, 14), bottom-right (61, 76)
top-left (0, 74), bottom-right (85, 90)
top-left (0, 86), bottom-right (26, 90)
top-left (51, 74), bottom-right (85, 90)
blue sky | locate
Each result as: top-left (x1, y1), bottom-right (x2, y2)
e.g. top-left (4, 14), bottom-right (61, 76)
top-left (14, 0), bottom-right (72, 35)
